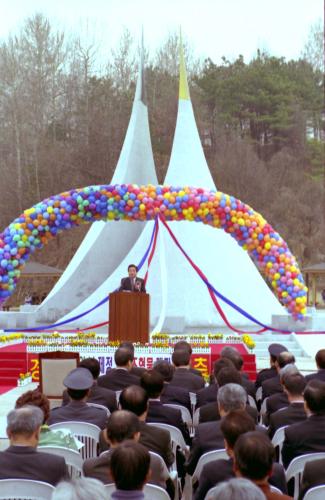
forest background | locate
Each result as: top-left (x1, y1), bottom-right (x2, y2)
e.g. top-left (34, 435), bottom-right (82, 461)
top-left (0, 14), bottom-right (324, 304)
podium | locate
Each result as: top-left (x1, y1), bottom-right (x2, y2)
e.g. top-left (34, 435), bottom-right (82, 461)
top-left (109, 292), bottom-right (150, 343)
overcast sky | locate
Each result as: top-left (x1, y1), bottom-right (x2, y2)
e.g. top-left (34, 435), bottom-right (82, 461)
top-left (0, 0), bottom-right (323, 64)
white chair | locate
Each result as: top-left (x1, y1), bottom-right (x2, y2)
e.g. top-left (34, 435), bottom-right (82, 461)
top-left (256, 386), bottom-right (263, 402)
top-left (38, 445), bottom-right (83, 477)
top-left (304, 485), bottom-right (325, 500)
top-left (259, 397), bottom-right (268, 425)
top-left (189, 392), bottom-right (197, 415)
top-left (147, 423), bottom-right (189, 471)
top-left (247, 395), bottom-right (257, 410)
top-left (193, 408), bottom-right (200, 427)
top-left (105, 482), bottom-right (170, 499)
top-left (0, 479), bottom-right (55, 499)
top-left (270, 485), bottom-right (284, 494)
top-left (149, 451), bottom-right (180, 500)
top-left (163, 404), bottom-right (193, 432)
top-left (49, 421), bottom-right (100, 459)
top-left (87, 402), bottom-right (111, 417)
top-left (285, 453), bottom-right (325, 499)
top-left (191, 449), bottom-right (228, 485)
top-left (115, 390), bottom-right (122, 406)
top-left (271, 426), bottom-right (287, 465)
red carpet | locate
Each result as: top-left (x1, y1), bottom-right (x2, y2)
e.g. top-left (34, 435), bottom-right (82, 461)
top-left (0, 342), bottom-right (28, 391)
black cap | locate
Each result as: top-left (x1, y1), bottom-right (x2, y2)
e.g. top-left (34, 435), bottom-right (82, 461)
top-left (63, 367), bottom-right (93, 390)
top-left (268, 343), bottom-right (287, 357)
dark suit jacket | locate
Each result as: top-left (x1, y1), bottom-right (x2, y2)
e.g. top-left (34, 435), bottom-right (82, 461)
top-left (255, 366), bottom-right (277, 389)
top-left (170, 368), bottom-right (205, 392)
top-left (196, 384), bottom-right (218, 408)
top-left (147, 400), bottom-right (191, 444)
top-left (0, 445), bottom-right (67, 486)
top-left (83, 448), bottom-right (168, 489)
top-left (282, 413), bottom-right (325, 468)
top-left (241, 375), bottom-right (256, 398)
top-left (268, 402), bottom-right (307, 439)
top-left (194, 457), bottom-right (288, 500)
top-left (98, 368), bottom-right (140, 391)
top-left (305, 369), bottom-right (325, 383)
top-left (120, 276), bottom-right (146, 292)
top-left (298, 457), bottom-right (325, 500)
top-left (199, 402), bottom-right (258, 424)
top-left (264, 392), bottom-right (289, 426)
top-left (160, 383), bottom-right (192, 413)
top-left (62, 383), bottom-right (117, 413)
top-left (262, 374), bottom-right (282, 399)
top-left (139, 421), bottom-right (174, 468)
top-left (48, 400), bottom-right (107, 429)
top-left (190, 367), bottom-right (203, 378)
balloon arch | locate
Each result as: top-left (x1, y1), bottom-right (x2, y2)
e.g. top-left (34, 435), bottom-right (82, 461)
top-left (0, 184), bottom-right (307, 319)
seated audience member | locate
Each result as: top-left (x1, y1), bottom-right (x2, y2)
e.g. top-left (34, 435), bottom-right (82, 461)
top-left (140, 370), bottom-right (191, 444)
top-left (119, 341), bottom-right (147, 377)
top-left (298, 457), bottom-right (325, 500)
top-left (170, 350), bottom-right (205, 392)
top-left (110, 441), bottom-right (150, 499)
top-left (173, 340), bottom-right (203, 377)
top-left (153, 360), bottom-right (191, 412)
top-left (282, 379), bottom-right (325, 469)
top-left (268, 372), bottom-right (307, 439)
top-left (220, 346), bottom-right (256, 398)
top-left (118, 385), bottom-right (174, 468)
top-left (83, 410), bottom-right (171, 494)
top-left (204, 477), bottom-right (266, 500)
top-left (305, 349), bottom-right (325, 382)
top-left (0, 406), bottom-right (67, 486)
top-left (255, 343), bottom-right (287, 389)
top-left (15, 389), bottom-right (78, 450)
top-left (196, 358), bottom-right (235, 408)
top-left (199, 367), bottom-right (258, 424)
top-left (262, 351), bottom-right (296, 399)
top-left (98, 347), bottom-right (141, 390)
top-left (48, 367), bottom-right (107, 429)
top-left (234, 431), bottom-right (292, 499)
top-left (53, 477), bottom-right (107, 500)
top-left (186, 383), bottom-right (248, 475)
top-left (263, 364), bottom-right (299, 426)
top-left (62, 357), bottom-right (117, 412)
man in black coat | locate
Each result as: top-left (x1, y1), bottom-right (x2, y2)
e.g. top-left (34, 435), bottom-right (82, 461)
top-left (220, 346), bottom-right (256, 398)
top-left (0, 406), bottom-right (67, 486)
top-left (305, 349), bottom-right (325, 383)
top-left (298, 457), bottom-right (325, 500)
top-left (196, 358), bottom-right (234, 408)
top-left (255, 343), bottom-right (287, 389)
top-left (262, 351), bottom-right (296, 399)
top-left (119, 263), bottom-right (146, 292)
top-left (268, 372), bottom-right (307, 439)
top-left (62, 357), bottom-right (117, 412)
top-left (170, 350), bottom-right (205, 392)
top-left (263, 363), bottom-right (299, 426)
top-left (48, 367), bottom-right (107, 429)
top-left (98, 347), bottom-right (141, 391)
top-left (282, 379), bottom-right (325, 468)
top-left (173, 341), bottom-right (203, 378)
top-left (153, 360), bottom-right (191, 412)
top-left (140, 369), bottom-right (191, 444)
top-left (194, 410), bottom-right (287, 500)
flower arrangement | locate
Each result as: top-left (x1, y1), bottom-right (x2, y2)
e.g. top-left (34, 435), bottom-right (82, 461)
top-left (0, 333), bottom-right (25, 344)
top-left (18, 371), bottom-right (32, 386)
top-left (207, 333), bottom-right (224, 341)
top-left (242, 334), bottom-right (256, 351)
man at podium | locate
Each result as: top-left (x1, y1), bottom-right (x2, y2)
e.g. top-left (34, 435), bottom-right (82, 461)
top-left (119, 264), bottom-right (146, 293)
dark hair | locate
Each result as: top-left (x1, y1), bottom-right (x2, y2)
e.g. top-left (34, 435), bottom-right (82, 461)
top-left (15, 390), bottom-right (50, 423)
top-left (213, 358), bottom-right (235, 379)
top-left (172, 349), bottom-right (190, 367)
top-left (106, 410), bottom-right (140, 444)
top-left (316, 349), bottom-right (325, 369)
top-left (79, 358), bottom-right (100, 379)
top-left (153, 360), bottom-right (174, 382)
top-left (304, 379), bottom-right (325, 413)
top-left (282, 373), bottom-right (306, 396)
top-left (234, 431), bottom-right (275, 480)
top-left (119, 386), bottom-right (148, 416)
top-left (110, 441), bottom-right (150, 491)
top-left (277, 351), bottom-right (295, 369)
top-left (67, 388), bottom-right (89, 401)
top-left (220, 410), bottom-right (255, 449)
top-left (174, 341), bottom-right (192, 355)
top-left (221, 347), bottom-right (243, 371)
top-left (115, 347), bottom-right (134, 366)
top-left (119, 342), bottom-right (135, 356)
top-left (128, 264), bottom-right (138, 272)
top-left (216, 367), bottom-right (242, 387)
top-left (140, 370), bottom-right (164, 398)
